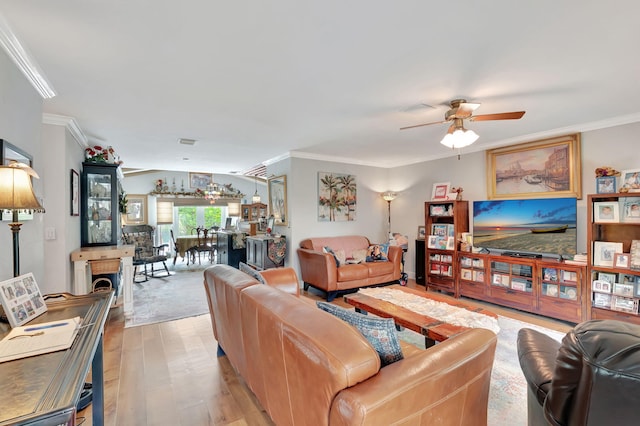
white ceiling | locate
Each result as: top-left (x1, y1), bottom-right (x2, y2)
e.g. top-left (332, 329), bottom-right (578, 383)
top-left (1, 1), bottom-right (640, 174)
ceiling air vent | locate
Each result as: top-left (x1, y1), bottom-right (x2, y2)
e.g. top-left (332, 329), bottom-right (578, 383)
top-left (178, 138), bottom-right (196, 146)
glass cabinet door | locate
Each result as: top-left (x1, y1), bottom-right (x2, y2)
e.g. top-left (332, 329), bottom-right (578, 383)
top-left (81, 163), bottom-right (120, 246)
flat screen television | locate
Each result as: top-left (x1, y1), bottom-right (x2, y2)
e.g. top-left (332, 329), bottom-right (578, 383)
top-left (472, 197), bottom-right (577, 258)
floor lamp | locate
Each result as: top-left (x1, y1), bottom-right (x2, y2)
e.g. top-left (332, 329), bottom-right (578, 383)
top-left (381, 191), bottom-right (397, 240)
top-left (0, 164), bottom-right (45, 277)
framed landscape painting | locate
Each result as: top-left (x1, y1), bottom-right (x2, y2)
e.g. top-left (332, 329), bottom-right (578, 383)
top-left (486, 134), bottom-right (582, 199)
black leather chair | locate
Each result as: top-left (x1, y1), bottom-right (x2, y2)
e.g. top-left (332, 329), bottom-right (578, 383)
top-left (517, 320), bottom-right (640, 426)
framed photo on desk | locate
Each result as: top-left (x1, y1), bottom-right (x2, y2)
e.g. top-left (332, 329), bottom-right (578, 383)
top-left (0, 273), bottom-right (47, 327)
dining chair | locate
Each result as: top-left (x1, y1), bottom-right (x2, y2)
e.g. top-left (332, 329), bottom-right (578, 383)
top-left (170, 229), bottom-right (193, 265)
top-left (193, 227), bottom-right (216, 264)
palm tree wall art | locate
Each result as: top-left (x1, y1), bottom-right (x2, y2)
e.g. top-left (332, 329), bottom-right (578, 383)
top-left (318, 172), bottom-right (357, 221)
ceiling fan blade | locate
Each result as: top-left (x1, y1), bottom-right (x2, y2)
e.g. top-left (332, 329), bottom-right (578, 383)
top-left (470, 111), bottom-right (525, 121)
top-left (399, 120), bottom-right (447, 130)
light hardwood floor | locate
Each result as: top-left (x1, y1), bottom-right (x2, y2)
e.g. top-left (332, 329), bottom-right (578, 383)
top-left (79, 281), bottom-right (573, 425)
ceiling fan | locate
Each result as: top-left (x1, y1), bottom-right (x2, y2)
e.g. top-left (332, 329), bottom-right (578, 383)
top-left (400, 99), bottom-right (525, 149)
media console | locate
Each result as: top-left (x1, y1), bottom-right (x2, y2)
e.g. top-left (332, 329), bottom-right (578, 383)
top-left (457, 252), bottom-right (586, 323)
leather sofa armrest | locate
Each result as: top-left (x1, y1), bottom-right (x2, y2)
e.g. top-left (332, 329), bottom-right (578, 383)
top-left (259, 267), bottom-right (300, 296)
top-left (517, 328), bottom-right (561, 406)
top-left (387, 245), bottom-right (402, 277)
top-left (297, 248), bottom-right (338, 291)
top-left (330, 328), bottom-right (497, 425)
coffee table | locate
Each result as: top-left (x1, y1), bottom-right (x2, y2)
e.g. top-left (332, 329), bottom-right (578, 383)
top-left (343, 284), bottom-right (497, 347)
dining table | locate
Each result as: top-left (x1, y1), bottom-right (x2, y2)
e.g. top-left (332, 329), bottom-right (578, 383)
top-left (175, 235), bottom-right (201, 259)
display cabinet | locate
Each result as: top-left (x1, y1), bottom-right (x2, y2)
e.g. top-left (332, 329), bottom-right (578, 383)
top-left (458, 253), bottom-right (487, 299)
top-left (241, 203), bottom-right (267, 221)
top-left (537, 260), bottom-right (585, 322)
top-left (81, 163), bottom-right (122, 247)
top-left (424, 200), bottom-right (468, 296)
top-left (587, 193), bottom-right (640, 324)
top-left (456, 252), bottom-right (586, 323)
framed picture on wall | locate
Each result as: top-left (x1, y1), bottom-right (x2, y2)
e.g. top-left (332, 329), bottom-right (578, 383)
top-left (70, 169), bottom-right (79, 216)
top-left (188, 172), bottom-right (213, 189)
top-left (268, 174), bottom-right (288, 225)
top-left (125, 195), bottom-right (147, 224)
top-left (486, 134), bottom-right (582, 199)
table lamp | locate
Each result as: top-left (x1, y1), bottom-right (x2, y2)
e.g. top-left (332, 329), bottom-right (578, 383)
top-left (0, 163), bottom-right (45, 277)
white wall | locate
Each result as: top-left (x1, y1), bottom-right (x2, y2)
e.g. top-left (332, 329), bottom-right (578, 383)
top-left (0, 48), bottom-right (45, 284)
top-left (41, 123), bottom-right (84, 293)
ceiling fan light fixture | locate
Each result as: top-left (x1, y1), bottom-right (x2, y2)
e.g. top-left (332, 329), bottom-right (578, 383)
top-left (440, 128), bottom-right (479, 149)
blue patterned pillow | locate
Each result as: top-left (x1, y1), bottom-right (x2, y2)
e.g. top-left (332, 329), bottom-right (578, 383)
top-left (316, 301), bottom-right (403, 366)
top-left (239, 262), bottom-right (265, 284)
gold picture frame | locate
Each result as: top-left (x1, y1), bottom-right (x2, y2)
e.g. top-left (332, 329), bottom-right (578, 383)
top-left (188, 172), bottom-right (213, 189)
top-left (486, 134), bottom-right (582, 199)
top-left (125, 194), bottom-right (147, 225)
top-left (267, 175), bottom-right (288, 226)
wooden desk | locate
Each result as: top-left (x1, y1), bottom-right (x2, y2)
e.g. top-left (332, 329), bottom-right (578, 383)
top-left (71, 245), bottom-right (135, 314)
top-left (0, 291), bottom-right (113, 426)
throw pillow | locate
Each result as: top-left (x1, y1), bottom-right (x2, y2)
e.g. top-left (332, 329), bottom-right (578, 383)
top-left (351, 248), bottom-right (368, 264)
top-left (323, 246), bottom-right (341, 267)
top-left (334, 249), bottom-right (346, 266)
top-left (366, 243), bottom-right (388, 262)
top-left (316, 301), bottom-right (403, 366)
top-left (239, 262), bottom-right (266, 284)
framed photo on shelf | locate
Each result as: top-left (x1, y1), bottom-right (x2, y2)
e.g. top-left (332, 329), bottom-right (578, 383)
top-left (630, 240), bottom-right (640, 271)
top-left (486, 134), bottom-right (581, 199)
top-left (446, 236), bottom-right (455, 250)
top-left (417, 226), bottom-right (426, 240)
top-left (431, 182), bottom-right (451, 201)
top-left (597, 272), bottom-right (617, 284)
top-left (593, 292), bottom-right (612, 308)
top-left (614, 253), bottom-right (630, 269)
top-left (620, 169), bottom-right (640, 192)
top-left (596, 176), bottom-right (617, 193)
top-left (620, 197), bottom-right (640, 223)
top-left (592, 280), bottom-right (612, 293)
top-left (427, 235), bottom-right (438, 249)
top-left (593, 241), bottom-right (623, 267)
top-left (593, 202), bottom-right (619, 223)
top-left (612, 295), bottom-right (637, 313)
top-left (613, 282), bottom-right (635, 297)
top-left (619, 273), bottom-right (637, 284)
top-left (0, 273), bottom-right (47, 327)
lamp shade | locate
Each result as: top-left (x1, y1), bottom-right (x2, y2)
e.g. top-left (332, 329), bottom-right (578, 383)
top-left (156, 201), bottom-right (174, 224)
top-left (0, 166), bottom-right (45, 212)
top-left (440, 128), bottom-right (479, 149)
top-left (381, 191), bottom-right (397, 202)
top-left (228, 201), bottom-right (241, 217)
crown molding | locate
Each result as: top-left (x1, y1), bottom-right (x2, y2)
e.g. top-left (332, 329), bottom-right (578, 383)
top-left (0, 13), bottom-right (56, 99)
top-left (42, 113), bottom-right (88, 148)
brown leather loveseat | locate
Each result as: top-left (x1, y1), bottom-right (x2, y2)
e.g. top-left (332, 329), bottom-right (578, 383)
top-left (517, 320), bottom-right (640, 426)
top-left (204, 264), bottom-right (498, 425)
top-left (297, 235), bottom-right (402, 301)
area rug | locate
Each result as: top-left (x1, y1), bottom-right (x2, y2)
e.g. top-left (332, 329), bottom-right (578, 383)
top-left (397, 315), bottom-right (565, 426)
top-left (125, 269), bottom-right (210, 328)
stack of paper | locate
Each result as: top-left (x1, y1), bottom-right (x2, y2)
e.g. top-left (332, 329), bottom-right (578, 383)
top-left (0, 317), bottom-right (81, 363)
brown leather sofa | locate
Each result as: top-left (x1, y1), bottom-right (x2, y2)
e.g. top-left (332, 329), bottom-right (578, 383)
top-left (517, 320), bottom-right (640, 426)
top-left (204, 264), bottom-right (498, 426)
top-left (297, 235), bottom-right (402, 301)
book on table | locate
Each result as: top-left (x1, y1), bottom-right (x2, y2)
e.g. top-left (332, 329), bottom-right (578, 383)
top-left (0, 317), bottom-right (81, 363)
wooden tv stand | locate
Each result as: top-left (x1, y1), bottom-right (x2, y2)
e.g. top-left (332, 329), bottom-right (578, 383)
top-left (454, 252), bottom-right (587, 323)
